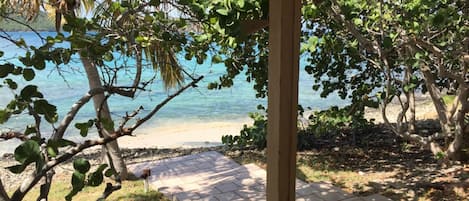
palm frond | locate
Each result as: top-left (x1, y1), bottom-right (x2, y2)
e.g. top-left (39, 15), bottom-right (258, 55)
top-left (145, 42), bottom-right (184, 90)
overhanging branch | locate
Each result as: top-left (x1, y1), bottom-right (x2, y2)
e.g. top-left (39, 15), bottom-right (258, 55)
top-left (53, 88), bottom-right (105, 140)
top-left (129, 76), bottom-right (204, 131)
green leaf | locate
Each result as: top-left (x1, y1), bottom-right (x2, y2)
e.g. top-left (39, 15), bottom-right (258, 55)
top-left (101, 118), bottom-right (114, 132)
top-left (22, 68), bottom-right (35, 81)
top-left (383, 36), bottom-right (392, 49)
top-left (73, 158), bottom-right (90, 174)
top-left (212, 55), bottom-right (223, 63)
top-left (0, 51), bottom-right (3, 57)
top-left (149, 0), bottom-right (160, 6)
top-left (4, 78), bottom-right (17, 89)
top-left (75, 120), bottom-right (94, 137)
top-left (20, 85), bottom-right (43, 101)
top-left (353, 18), bottom-right (363, 26)
top-left (24, 125), bottom-right (37, 135)
top-left (7, 164), bottom-right (27, 174)
top-left (235, 0), bottom-right (245, 8)
top-left (104, 168), bottom-right (117, 177)
top-left (88, 171), bottom-right (104, 187)
top-left (414, 52), bottom-right (423, 59)
top-left (0, 63), bottom-right (14, 78)
top-left (66, 171), bottom-right (85, 200)
top-left (33, 100), bottom-right (58, 123)
top-left (47, 146), bottom-right (58, 157)
top-left (96, 164), bottom-right (108, 173)
top-left (103, 52), bottom-right (114, 62)
top-left (14, 140), bottom-right (41, 164)
top-left (56, 139), bottom-right (76, 147)
top-left (32, 56), bottom-right (45, 70)
top-left (0, 109), bottom-right (11, 124)
top-left (216, 8), bottom-right (229, 16)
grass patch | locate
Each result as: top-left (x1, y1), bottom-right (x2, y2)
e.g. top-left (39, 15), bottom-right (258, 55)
top-left (443, 95), bottom-right (456, 105)
top-left (11, 179), bottom-right (169, 201)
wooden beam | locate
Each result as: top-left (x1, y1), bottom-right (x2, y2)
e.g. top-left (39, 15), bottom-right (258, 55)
top-left (266, 0), bottom-right (301, 200)
top-left (240, 20), bottom-right (269, 35)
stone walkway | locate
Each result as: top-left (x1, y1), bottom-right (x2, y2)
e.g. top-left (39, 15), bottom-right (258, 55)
top-left (128, 151), bottom-right (392, 201)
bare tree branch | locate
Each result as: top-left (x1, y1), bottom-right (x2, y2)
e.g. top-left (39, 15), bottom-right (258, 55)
top-left (129, 76), bottom-right (204, 130)
top-left (53, 88), bottom-right (105, 140)
top-left (0, 177), bottom-right (10, 201)
top-left (27, 105), bottom-right (42, 139)
top-left (0, 131), bottom-right (29, 141)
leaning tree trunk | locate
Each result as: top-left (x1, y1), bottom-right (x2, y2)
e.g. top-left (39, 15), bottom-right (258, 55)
top-left (81, 56), bottom-right (128, 180)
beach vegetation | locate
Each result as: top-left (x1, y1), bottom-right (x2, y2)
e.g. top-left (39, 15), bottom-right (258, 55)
top-left (214, 0), bottom-right (469, 162)
top-left (0, 0), bottom-right (468, 200)
top-left (300, 0), bottom-right (469, 161)
top-left (0, 0), bottom-right (205, 200)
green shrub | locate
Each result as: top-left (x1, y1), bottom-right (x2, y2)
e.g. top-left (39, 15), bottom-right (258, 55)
top-left (222, 105), bottom-right (373, 150)
top-left (307, 105), bottom-right (371, 137)
top-left (222, 109), bottom-right (267, 150)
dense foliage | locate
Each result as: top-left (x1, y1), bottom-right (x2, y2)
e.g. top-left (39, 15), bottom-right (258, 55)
top-left (216, 0), bottom-right (469, 161)
top-left (301, 0), bottom-right (469, 160)
top-left (222, 105), bottom-right (373, 150)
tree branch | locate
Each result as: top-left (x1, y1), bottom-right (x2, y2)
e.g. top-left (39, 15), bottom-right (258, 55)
top-left (10, 130), bottom-right (132, 201)
top-left (0, 131), bottom-right (29, 141)
top-left (52, 88), bottom-right (105, 140)
top-left (329, 0), bottom-right (378, 53)
top-left (0, 177), bottom-right (10, 201)
top-left (27, 105), bottom-right (42, 139)
top-left (129, 76), bottom-right (204, 130)
top-left (419, 65), bottom-right (449, 125)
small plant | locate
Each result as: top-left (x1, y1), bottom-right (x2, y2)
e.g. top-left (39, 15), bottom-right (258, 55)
top-left (222, 106), bottom-right (267, 150)
top-left (307, 105), bottom-right (371, 137)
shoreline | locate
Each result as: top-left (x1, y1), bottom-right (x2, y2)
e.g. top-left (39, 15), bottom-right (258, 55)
top-left (117, 117), bottom-right (252, 149)
top-left (1, 95), bottom-right (437, 155)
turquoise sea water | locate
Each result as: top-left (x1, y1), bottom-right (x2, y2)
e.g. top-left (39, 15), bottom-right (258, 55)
top-left (0, 32), bottom-right (347, 154)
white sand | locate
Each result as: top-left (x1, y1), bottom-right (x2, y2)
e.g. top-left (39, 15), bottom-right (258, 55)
top-left (118, 96), bottom-right (439, 150)
top-left (118, 118), bottom-right (252, 149)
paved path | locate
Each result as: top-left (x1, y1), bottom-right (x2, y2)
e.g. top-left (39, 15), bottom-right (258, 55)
top-left (129, 151), bottom-right (391, 201)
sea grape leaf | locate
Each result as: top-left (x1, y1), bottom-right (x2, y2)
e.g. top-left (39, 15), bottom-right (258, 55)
top-left (22, 68), bottom-right (35, 81)
top-left (88, 171), bottom-right (103, 187)
top-left (7, 164), bottom-right (27, 174)
top-left (33, 99), bottom-right (58, 123)
top-left (0, 109), bottom-right (11, 124)
top-left (4, 78), bottom-right (17, 89)
top-left (20, 85), bottom-right (43, 101)
top-left (75, 119), bottom-right (94, 137)
top-left (66, 171), bottom-right (85, 200)
top-left (0, 63), bottom-right (14, 78)
top-left (73, 158), bottom-right (90, 174)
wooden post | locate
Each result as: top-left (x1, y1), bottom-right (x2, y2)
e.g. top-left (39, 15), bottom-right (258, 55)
top-left (266, 0), bottom-right (301, 200)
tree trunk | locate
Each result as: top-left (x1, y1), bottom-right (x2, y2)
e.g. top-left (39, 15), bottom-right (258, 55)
top-left (81, 56), bottom-right (128, 180)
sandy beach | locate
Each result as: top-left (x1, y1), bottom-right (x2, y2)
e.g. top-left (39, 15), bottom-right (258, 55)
top-left (117, 95), bottom-right (438, 150)
top-left (117, 118), bottom-right (252, 149)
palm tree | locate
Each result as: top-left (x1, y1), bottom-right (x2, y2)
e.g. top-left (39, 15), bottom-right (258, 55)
top-left (5, 0), bottom-right (186, 180)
